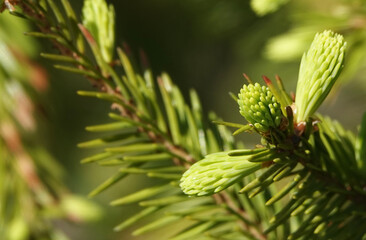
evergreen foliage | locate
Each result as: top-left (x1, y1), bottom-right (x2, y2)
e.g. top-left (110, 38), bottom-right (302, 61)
top-left (1, 1), bottom-right (366, 240)
top-left (0, 10), bottom-right (100, 240)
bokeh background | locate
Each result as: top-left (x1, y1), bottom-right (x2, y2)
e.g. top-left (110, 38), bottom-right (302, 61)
top-left (3, 0), bottom-right (366, 239)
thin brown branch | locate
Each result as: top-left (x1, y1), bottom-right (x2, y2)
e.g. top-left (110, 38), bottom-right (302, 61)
top-left (219, 191), bottom-right (267, 240)
top-left (14, 1), bottom-right (267, 238)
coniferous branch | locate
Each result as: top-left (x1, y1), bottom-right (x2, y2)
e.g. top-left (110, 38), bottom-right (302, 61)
top-left (2, 1), bottom-right (271, 239)
top-left (181, 30), bottom-right (366, 239)
top-left (181, 31), bottom-right (365, 239)
top-left (3, 1), bottom-right (366, 239)
top-left (0, 11), bottom-right (101, 240)
top-left (0, 15), bottom-right (59, 239)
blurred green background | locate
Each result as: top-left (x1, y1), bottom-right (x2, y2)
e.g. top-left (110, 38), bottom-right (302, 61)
top-left (7, 0), bottom-right (366, 239)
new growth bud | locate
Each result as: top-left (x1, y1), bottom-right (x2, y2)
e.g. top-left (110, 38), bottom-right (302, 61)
top-left (250, 0), bottom-right (289, 16)
top-left (238, 83), bottom-right (282, 132)
top-left (180, 151), bottom-right (262, 196)
top-left (82, 0), bottom-right (115, 63)
top-left (295, 30), bottom-right (346, 123)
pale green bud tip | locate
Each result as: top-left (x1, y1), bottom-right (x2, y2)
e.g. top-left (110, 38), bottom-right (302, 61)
top-left (61, 195), bottom-right (103, 222)
top-left (250, 0), bottom-right (289, 16)
top-left (180, 151), bottom-right (261, 196)
top-left (295, 30), bottom-right (346, 123)
top-left (82, 0), bottom-right (115, 63)
top-left (237, 83), bottom-right (282, 132)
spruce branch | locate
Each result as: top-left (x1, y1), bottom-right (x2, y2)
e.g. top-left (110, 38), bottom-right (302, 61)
top-left (4, 1), bottom-right (366, 239)
top-left (3, 1), bottom-right (267, 238)
top-left (180, 30), bottom-right (366, 238)
top-left (0, 10), bottom-right (101, 240)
